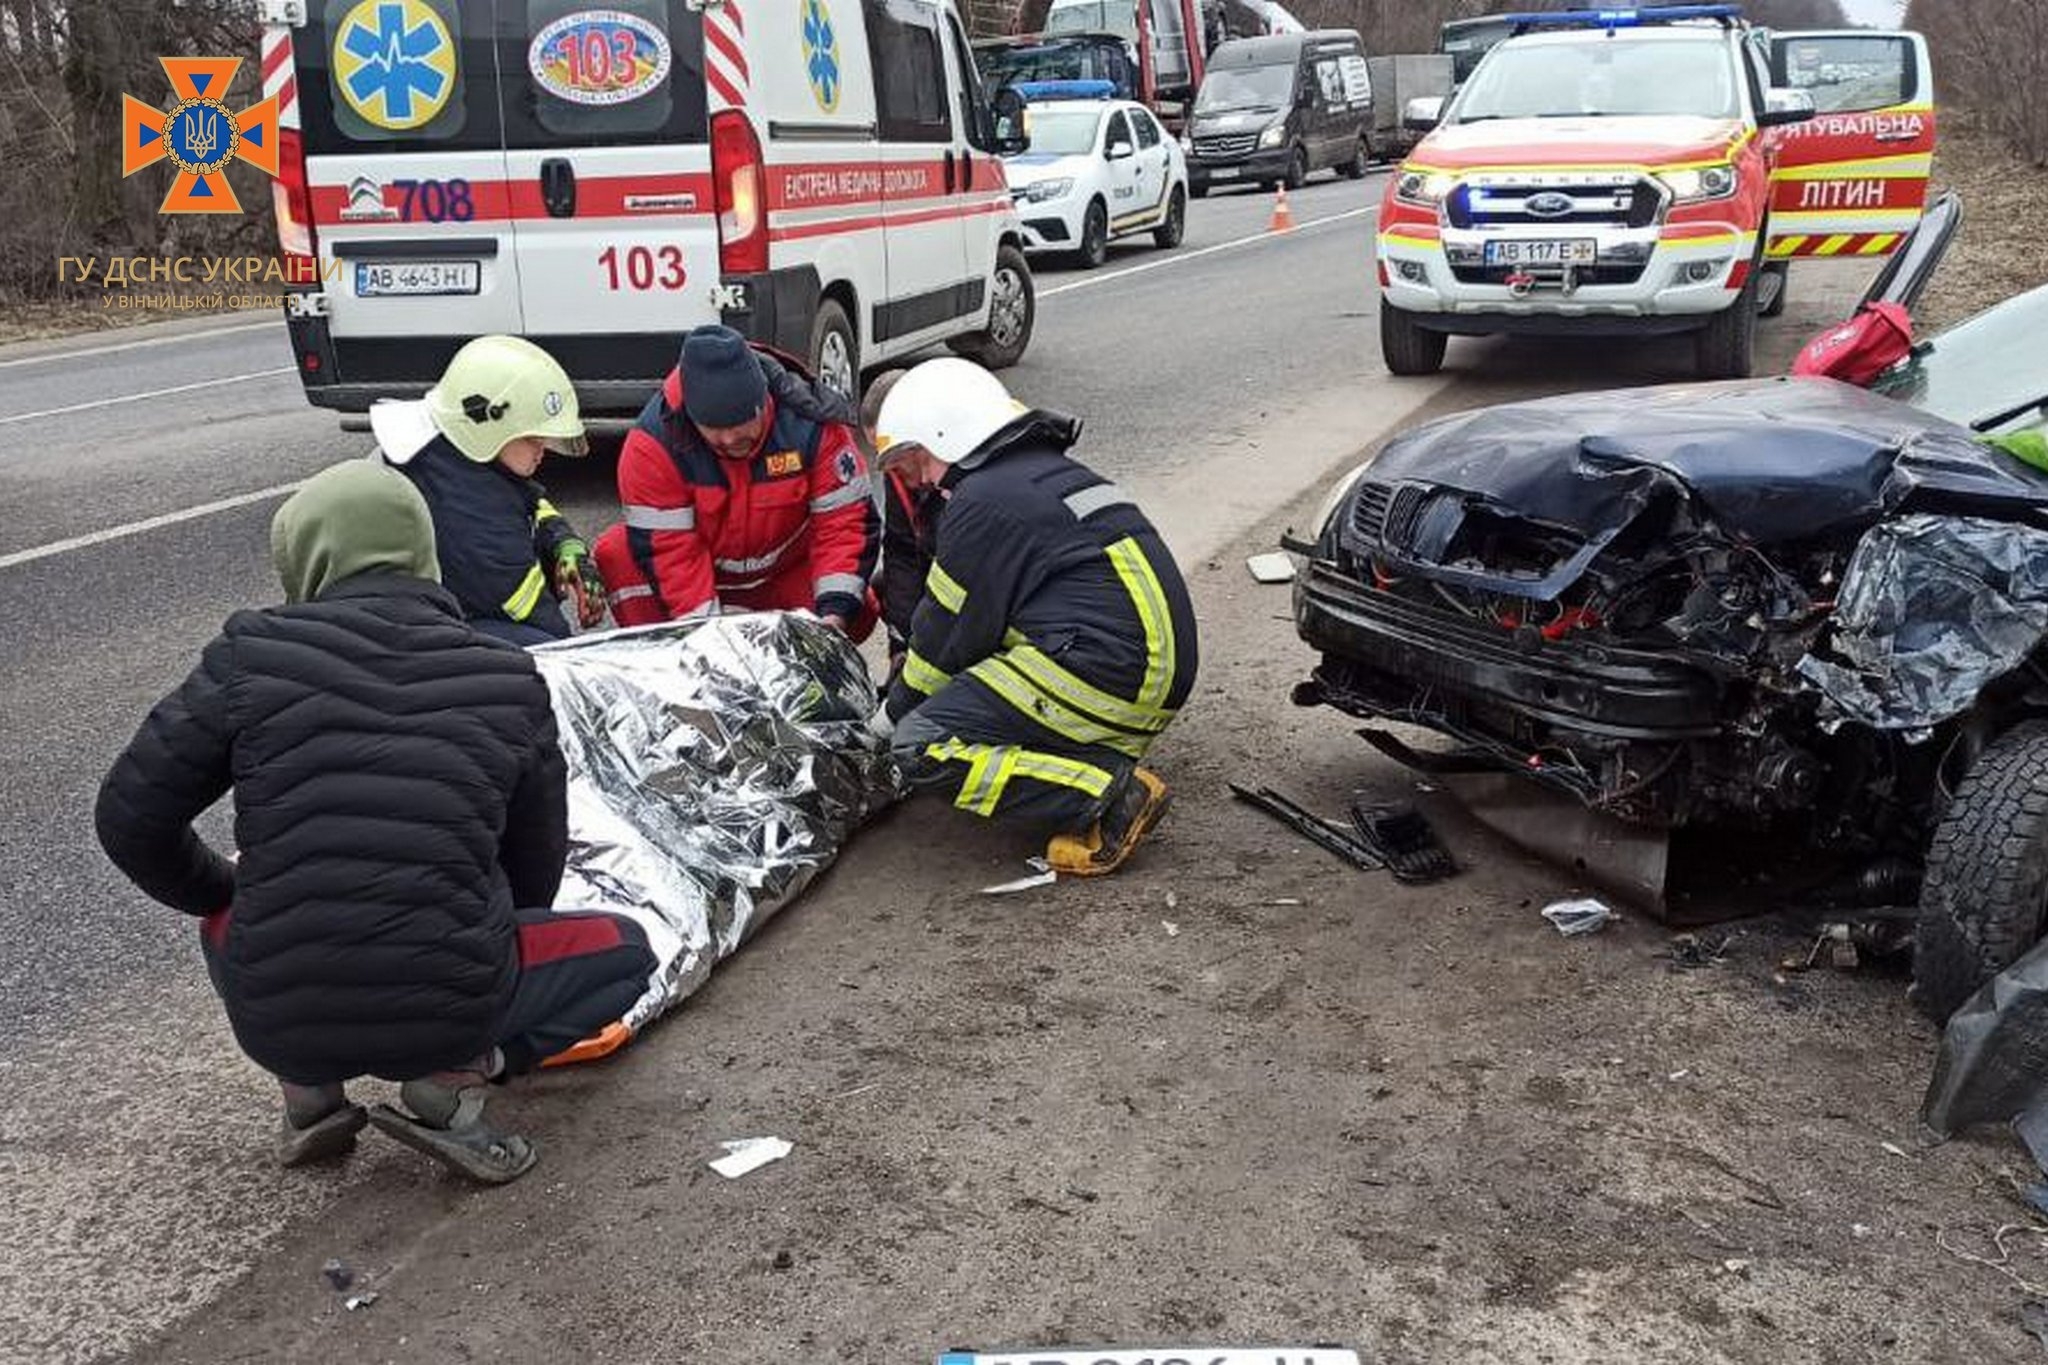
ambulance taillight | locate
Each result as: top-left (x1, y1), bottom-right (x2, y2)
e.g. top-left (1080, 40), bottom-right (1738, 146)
top-left (711, 110), bottom-right (768, 275)
top-left (274, 128), bottom-right (320, 285)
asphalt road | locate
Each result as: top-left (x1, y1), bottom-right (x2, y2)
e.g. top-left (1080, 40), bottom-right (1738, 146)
top-left (0, 166), bottom-right (1883, 1362)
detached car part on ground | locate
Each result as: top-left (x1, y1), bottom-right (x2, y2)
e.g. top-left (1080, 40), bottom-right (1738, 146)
top-left (1294, 268), bottom-right (2048, 1022)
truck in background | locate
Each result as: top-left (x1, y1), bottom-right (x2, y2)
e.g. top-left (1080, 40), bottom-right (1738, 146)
top-left (1363, 53), bottom-right (1453, 161)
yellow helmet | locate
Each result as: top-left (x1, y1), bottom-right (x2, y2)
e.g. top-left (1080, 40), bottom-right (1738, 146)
top-left (425, 335), bottom-right (588, 463)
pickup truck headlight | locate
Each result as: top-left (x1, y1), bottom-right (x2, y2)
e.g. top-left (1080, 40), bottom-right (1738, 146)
top-left (1656, 164), bottom-right (1737, 203)
top-left (1021, 178), bottom-right (1074, 203)
top-left (1258, 124), bottom-right (1286, 149)
top-left (1394, 169), bottom-right (1457, 206)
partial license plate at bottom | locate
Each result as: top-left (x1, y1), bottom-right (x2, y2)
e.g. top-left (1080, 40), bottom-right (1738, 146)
top-left (940, 1350), bottom-right (1361, 1365)
top-left (1483, 238), bottom-right (1596, 267)
top-left (355, 260), bottom-right (481, 297)
top-left (1206, 166), bottom-right (1240, 179)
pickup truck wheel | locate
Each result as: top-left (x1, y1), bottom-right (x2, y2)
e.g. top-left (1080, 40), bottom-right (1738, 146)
top-left (809, 300), bottom-right (859, 402)
top-left (947, 243), bottom-right (1034, 371)
top-left (1380, 298), bottom-right (1447, 376)
top-left (1914, 721), bottom-right (2048, 1021)
top-left (1758, 260), bottom-right (1790, 318)
top-left (1284, 147), bottom-right (1308, 190)
top-left (1342, 138), bottom-right (1369, 179)
top-left (1153, 186), bottom-right (1186, 248)
top-left (1075, 199), bottom-right (1109, 268)
top-left (1694, 261), bottom-right (1758, 379)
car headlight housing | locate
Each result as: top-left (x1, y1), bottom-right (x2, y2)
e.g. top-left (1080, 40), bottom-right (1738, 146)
top-left (1258, 124), bottom-right (1285, 149)
top-left (1022, 178), bottom-right (1074, 203)
top-left (1312, 458), bottom-right (1377, 541)
top-left (1656, 164), bottom-right (1737, 203)
top-left (1394, 168), bottom-right (1458, 206)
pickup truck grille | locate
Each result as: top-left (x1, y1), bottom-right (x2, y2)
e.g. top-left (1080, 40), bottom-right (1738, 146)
top-left (1193, 133), bottom-right (1258, 159)
top-left (1446, 177), bottom-right (1663, 230)
top-left (1448, 262), bottom-right (1649, 286)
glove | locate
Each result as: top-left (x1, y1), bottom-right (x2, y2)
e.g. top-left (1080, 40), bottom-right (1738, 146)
top-left (867, 705), bottom-right (895, 742)
top-left (551, 543), bottom-right (608, 630)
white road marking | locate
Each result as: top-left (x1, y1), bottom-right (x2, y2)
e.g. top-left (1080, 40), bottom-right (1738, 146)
top-left (0, 318), bottom-right (280, 371)
top-left (1039, 204), bottom-right (1379, 299)
top-left (0, 367), bottom-right (296, 427)
top-left (0, 479), bottom-right (306, 571)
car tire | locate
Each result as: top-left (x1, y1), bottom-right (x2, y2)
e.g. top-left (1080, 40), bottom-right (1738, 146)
top-left (808, 299), bottom-right (859, 403)
top-left (1284, 147), bottom-right (1308, 191)
top-left (1914, 721), bottom-right (2048, 1022)
top-left (1759, 260), bottom-right (1790, 318)
top-left (1190, 181), bottom-right (1209, 199)
top-left (1075, 199), bottom-right (1109, 269)
top-left (1154, 186), bottom-right (1186, 249)
top-left (1342, 137), bottom-right (1369, 179)
top-left (1694, 257), bottom-right (1759, 379)
top-left (1380, 297), bottom-right (1446, 376)
top-left (948, 242), bottom-right (1035, 371)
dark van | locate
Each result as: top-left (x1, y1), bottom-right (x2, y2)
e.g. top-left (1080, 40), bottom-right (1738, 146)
top-left (1187, 31), bottom-right (1372, 196)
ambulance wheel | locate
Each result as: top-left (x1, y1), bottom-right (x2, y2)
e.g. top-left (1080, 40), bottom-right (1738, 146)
top-left (949, 243), bottom-right (1034, 371)
top-left (1154, 187), bottom-right (1186, 249)
top-left (1914, 721), bottom-right (2048, 1021)
top-left (1284, 147), bottom-right (1308, 191)
top-left (1075, 200), bottom-right (1109, 269)
top-left (809, 300), bottom-right (859, 401)
top-left (1759, 260), bottom-right (1790, 318)
top-left (1380, 298), bottom-right (1446, 376)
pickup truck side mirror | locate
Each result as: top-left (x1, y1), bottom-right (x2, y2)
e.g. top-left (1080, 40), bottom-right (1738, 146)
top-left (1403, 95), bottom-right (1444, 133)
top-left (1106, 139), bottom-right (1134, 160)
top-left (1758, 87), bottom-right (1816, 127)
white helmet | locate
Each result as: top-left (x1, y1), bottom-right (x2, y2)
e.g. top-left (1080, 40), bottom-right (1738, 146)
top-left (874, 357), bottom-right (1028, 467)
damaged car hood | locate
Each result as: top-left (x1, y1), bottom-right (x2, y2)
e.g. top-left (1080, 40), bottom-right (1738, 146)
top-left (1350, 378), bottom-right (2048, 600)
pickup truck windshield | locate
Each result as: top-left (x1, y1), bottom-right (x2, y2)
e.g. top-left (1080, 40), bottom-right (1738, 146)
top-left (1453, 39), bottom-right (1739, 121)
top-left (1196, 63), bottom-right (1293, 113)
top-left (1024, 108), bottom-right (1104, 155)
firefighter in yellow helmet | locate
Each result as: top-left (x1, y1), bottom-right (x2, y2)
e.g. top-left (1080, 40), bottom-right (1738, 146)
top-left (873, 358), bottom-right (1200, 876)
top-left (372, 335), bottom-right (605, 646)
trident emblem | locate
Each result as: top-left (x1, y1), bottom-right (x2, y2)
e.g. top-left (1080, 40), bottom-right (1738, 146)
top-left (183, 107), bottom-right (219, 163)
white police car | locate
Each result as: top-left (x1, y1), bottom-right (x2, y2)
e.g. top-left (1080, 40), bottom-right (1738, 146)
top-left (1003, 87), bottom-right (1188, 268)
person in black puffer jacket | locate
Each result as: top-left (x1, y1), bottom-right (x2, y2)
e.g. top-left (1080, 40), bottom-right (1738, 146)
top-left (94, 460), bottom-right (653, 1185)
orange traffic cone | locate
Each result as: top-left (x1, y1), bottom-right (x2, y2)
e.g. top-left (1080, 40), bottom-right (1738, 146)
top-left (1268, 184), bottom-right (1295, 233)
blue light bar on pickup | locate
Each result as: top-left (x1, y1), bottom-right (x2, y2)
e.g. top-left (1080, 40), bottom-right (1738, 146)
top-left (1503, 5), bottom-right (1743, 28)
top-left (1014, 78), bottom-right (1117, 101)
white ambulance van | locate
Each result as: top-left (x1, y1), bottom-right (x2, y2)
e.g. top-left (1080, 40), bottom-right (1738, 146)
top-left (261, 0), bottom-right (1035, 414)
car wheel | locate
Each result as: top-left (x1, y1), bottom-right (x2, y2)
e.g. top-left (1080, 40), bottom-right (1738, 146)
top-left (1284, 147), bottom-right (1308, 191)
top-left (1075, 199), bottom-right (1109, 269)
top-left (1153, 185), bottom-right (1186, 249)
top-left (1380, 297), bottom-right (1446, 376)
top-left (809, 299), bottom-right (859, 403)
top-left (1759, 260), bottom-right (1791, 318)
top-left (1694, 256), bottom-right (1759, 379)
top-left (1190, 181), bottom-right (1209, 199)
top-left (1914, 721), bottom-right (2048, 1021)
top-left (1343, 137), bottom-right (1369, 179)
top-left (948, 242), bottom-right (1035, 371)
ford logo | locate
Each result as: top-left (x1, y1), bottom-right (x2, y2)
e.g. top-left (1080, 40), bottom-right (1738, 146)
top-left (1525, 191), bottom-right (1575, 218)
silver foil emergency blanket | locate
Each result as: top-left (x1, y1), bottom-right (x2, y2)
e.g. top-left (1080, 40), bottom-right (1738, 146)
top-left (528, 613), bottom-right (901, 1042)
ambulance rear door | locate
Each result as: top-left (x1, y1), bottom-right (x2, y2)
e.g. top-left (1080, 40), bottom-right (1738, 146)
top-left (297, 0), bottom-right (524, 360)
top-left (1763, 28), bottom-right (1936, 261)
top-left (500, 1), bottom-right (721, 392)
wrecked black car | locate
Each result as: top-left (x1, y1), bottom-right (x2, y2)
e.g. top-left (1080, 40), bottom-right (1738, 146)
top-left (1294, 260), bottom-right (2048, 1022)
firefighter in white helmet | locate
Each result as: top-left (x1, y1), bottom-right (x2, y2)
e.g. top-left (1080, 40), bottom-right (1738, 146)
top-left (873, 358), bottom-right (1200, 876)
top-left (371, 335), bottom-right (605, 646)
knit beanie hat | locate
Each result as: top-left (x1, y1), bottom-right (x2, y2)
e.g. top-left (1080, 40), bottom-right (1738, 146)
top-left (680, 326), bottom-right (769, 429)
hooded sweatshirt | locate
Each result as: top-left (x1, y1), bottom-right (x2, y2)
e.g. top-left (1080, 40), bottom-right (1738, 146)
top-left (270, 459), bottom-right (441, 603)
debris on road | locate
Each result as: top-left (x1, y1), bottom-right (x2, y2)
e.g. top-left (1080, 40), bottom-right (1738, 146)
top-left (1542, 899), bottom-right (1614, 937)
top-left (1347, 800), bottom-right (1457, 884)
top-left (1666, 932), bottom-right (1730, 971)
top-left (343, 1291), bottom-right (379, 1312)
top-left (709, 1137), bottom-right (793, 1179)
top-left (1229, 783), bottom-right (1381, 871)
top-left (1246, 552), bottom-right (1296, 584)
top-left (1923, 936), bottom-right (2048, 1156)
top-left (320, 1259), bottom-right (353, 1292)
top-left (2021, 1299), bottom-right (2048, 1350)
top-left (1161, 920), bottom-right (1180, 937)
top-left (982, 857), bottom-right (1057, 896)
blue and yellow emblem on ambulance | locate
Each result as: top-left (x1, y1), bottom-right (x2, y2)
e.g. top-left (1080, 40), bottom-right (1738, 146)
top-left (334, 0), bottom-right (459, 132)
top-left (529, 10), bottom-right (674, 107)
top-left (121, 57), bottom-right (282, 215)
top-left (801, 0), bottom-right (841, 114)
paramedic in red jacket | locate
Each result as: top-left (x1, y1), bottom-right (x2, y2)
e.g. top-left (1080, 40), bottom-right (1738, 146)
top-left (593, 327), bottom-right (880, 638)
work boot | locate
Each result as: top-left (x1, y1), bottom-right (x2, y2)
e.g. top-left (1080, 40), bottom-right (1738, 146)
top-left (1046, 768), bottom-right (1172, 877)
top-left (274, 1081), bottom-right (367, 1168)
top-left (366, 1051), bottom-right (538, 1185)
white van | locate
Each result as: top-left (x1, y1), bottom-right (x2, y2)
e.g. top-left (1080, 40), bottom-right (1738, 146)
top-left (260, 0), bottom-right (1036, 414)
